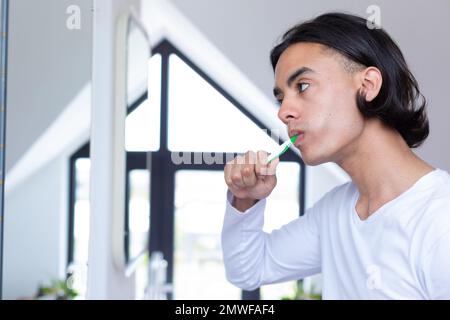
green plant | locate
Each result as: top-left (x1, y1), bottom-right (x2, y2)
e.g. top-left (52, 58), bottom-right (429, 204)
top-left (281, 280), bottom-right (322, 300)
top-left (35, 279), bottom-right (78, 300)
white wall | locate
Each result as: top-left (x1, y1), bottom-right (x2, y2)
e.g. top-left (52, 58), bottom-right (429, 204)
top-left (3, 155), bottom-right (68, 299)
top-left (168, 0), bottom-right (450, 172)
top-left (6, 0), bottom-right (92, 172)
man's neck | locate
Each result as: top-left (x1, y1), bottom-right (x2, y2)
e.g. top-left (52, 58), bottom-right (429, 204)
top-left (336, 119), bottom-right (434, 220)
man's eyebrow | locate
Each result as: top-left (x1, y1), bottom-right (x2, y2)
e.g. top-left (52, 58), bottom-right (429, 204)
top-left (273, 67), bottom-right (315, 97)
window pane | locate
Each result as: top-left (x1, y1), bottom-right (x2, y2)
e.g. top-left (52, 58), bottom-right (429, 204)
top-left (127, 170), bottom-right (150, 260)
top-left (127, 23), bottom-right (151, 106)
top-left (173, 170), bottom-right (240, 300)
top-left (128, 170), bottom-right (150, 299)
top-left (263, 162), bottom-right (300, 233)
top-left (70, 162), bottom-right (151, 299)
top-left (168, 54), bottom-right (279, 153)
top-left (135, 253), bottom-right (149, 300)
top-left (125, 54), bottom-right (161, 152)
top-left (68, 158), bottom-right (91, 299)
top-left (260, 162), bottom-right (300, 300)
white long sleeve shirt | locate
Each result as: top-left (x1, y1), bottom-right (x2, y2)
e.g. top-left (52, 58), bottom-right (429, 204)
top-left (221, 168), bottom-right (450, 299)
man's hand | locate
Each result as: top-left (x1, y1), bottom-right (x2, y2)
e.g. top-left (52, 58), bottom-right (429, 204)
top-left (224, 151), bottom-right (280, 212)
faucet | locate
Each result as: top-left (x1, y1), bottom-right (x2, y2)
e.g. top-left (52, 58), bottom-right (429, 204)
top-left (145, 251), bottom-right (172, 299)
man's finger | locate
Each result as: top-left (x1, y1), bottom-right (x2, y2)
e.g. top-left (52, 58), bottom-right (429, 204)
top-left (242, 152), bottom-right (257, 187)
top-left (266, 156), bottom-right (280, 175)
top-left (255, 150), bottom-right (270, 176)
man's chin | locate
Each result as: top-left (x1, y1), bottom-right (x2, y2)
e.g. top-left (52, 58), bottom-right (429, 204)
top-left (301, 152), bottom-right (328, 166)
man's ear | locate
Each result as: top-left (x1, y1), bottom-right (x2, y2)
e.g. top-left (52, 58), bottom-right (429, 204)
top-left (359, 67), bottom-right (382, 102)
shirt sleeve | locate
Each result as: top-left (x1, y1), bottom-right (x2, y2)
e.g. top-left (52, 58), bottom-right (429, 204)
top-left (422, 230), bottom-right (450, 299)
top-left (221, 189), bottom-right (321, 291)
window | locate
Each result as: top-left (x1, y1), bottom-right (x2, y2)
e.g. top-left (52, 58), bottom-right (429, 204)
top-left (127, 168), bottom-right (151, 300)
top-left (167, 54), bottom-right (278, 153)
top-left (126, 54), bottom-right (161, 152)
top-left (173, 164), bottom-right (301, 300)
top-left (127, 169), bottom-right (150, 261)
top-left (166, 50), bottom-right (304, 299)
top-left (173, 170), bottom-right (240, 300)
top-left (68, 155), bottom-right (152, 299)
top-left (67, 54), bottom-right (161, 299)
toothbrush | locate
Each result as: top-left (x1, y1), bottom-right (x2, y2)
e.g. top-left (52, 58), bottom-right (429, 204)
top-left (267, 135), bottom-right (299, 163)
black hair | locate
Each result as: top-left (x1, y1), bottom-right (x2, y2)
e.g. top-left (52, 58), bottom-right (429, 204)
top-left (270, 12), bottom-right (429, 148)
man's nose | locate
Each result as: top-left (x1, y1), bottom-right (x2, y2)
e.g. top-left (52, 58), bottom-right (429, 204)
top-left (277, 98), bottom-right (301, 124)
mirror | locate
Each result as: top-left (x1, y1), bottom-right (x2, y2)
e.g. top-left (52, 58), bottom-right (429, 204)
top-left (126, 15), bottom-right (150, 107)
top-left (113, 9), bottom-right (151, 275)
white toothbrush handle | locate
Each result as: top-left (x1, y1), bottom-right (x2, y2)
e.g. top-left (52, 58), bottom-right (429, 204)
top-left (267, 140), bottom-right (292, 163)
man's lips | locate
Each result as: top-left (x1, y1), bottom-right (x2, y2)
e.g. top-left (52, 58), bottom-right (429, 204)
top-left (289, 129), bottom-right (305, 146)
top-left (289, 129), bottom-right (304, 139)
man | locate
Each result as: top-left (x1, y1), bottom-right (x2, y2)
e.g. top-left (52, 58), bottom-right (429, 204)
top-left (222, 12), bottom-right (450, 299)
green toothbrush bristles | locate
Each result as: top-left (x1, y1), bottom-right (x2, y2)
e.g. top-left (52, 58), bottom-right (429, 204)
top-left (290, 134), bottom-right (299, 143)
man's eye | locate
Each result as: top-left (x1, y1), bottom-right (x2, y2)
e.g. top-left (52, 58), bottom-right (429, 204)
top-left (297, 83), bottom-right (310, 93)
top-left (276, 98), bottom-right (283, 105)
